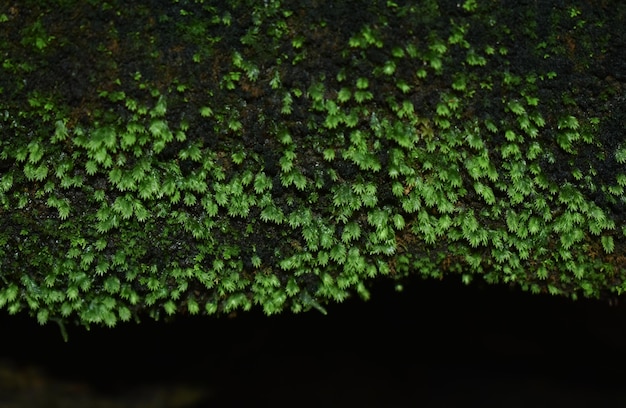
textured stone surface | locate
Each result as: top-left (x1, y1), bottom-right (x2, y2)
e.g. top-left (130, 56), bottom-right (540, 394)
top-left (0, 0), bottom-right (625, 329)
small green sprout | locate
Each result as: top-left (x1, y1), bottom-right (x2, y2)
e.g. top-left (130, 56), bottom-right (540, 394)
top-left (452, 75), bottom-right (467, 91)
top-left (382, 60), bottom-right (396, 75)
top-left (615, 146), bottom-right (626, 164)
top-left (396, 80), bottom-right (411, 93)
top-left (337, 87), bottom-right (351, 103)
top-left (292, 35), bottom-right (305, 49)
top-left (430, 58), bottom-right (442, 71)
top-left (466, 49), bottom-right (486, 66)
top-left (462, 0), bottom-right (477, 12)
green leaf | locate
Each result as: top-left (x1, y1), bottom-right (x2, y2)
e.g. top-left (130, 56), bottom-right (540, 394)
top-left (367, 209), bottom-right (389, 230)
top-left (90, 126), bottom-right (117, 151)
top-left (253, 172), bottom-right (271, 193)
top-left (601, 235), bottom-right (614, 254)
top-left (66, 286), bottom-right (79, 301)
top-left (200, 106), bottom-right (213, 117)
top-left (474, 182), bottom-right (495, 205)
top-left (382, 60), bottom-right (396, 75)
top-left (92, 148), bottom-right (109, 164)
top-left (231, 151), bottom-right (246, 164)
top-left (104, 277), bottom-right (121, 294)
top-left (149, 119), bottom-right (172, 140)
top-left (505, 129), bottom-right (517, 141)
top-left (344, 110), bottom-right (359, 127)
top-left (342, 221), bottom-right (361, 243)
top-left (337, 87), bottom-right (351, 103)
top-left (37, 309), bottom-right (49, 325)
top-left (52, 120), bottom-right (69, 143)
top-left (436, 103), bottom-right (450, 117)
top-left (484, 119), bottom-right (498, 133)
top-left (150, 95), bottom-right (167, 118)
top-left (187, 298), bottom-right (200, 315)
top-left (452, 75), bottom-right (467, 91)
top-left (260, 204), bottom-right (284, 224)
top-left (118, 306), bottom-right (132, 321)
top-left (354, 90), bottom-right (373, 103)
top-left (112, 195), bottom-right (134, 219)
top-left (615, 146), bottom-right (626, 164)
top-left (85, 160), bottom-right (98, 175)
top-left (0, 173), bottom-right (13, 193)
top-left (558, 115), bottom-right (579, 130)
top-left (396, 80), bottom-right (411, 93)
top-left (507, 100), bottom-right (526, 116)
top-left (27, 141), bottom-right (44, 163)
top-left (23, 163), bottom-right (49, 181)
top-left (163, 300), bottom-right (177, 315)
top-left (392, 214), bottom-right (405, 230)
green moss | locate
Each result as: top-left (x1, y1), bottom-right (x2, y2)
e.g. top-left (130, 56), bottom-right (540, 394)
top-left (0, 0), bottom-right (625, 332)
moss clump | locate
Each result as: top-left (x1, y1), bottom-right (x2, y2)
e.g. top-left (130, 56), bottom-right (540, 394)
top-left (1, 0), bottom-right (625, 330)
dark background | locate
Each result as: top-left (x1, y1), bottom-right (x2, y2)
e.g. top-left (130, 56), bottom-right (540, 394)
top-left (2, 276), bottom-right (626, 407)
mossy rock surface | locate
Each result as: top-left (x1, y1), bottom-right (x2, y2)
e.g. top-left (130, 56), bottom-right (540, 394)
top-left (1, 0), bottom-right (625, 329)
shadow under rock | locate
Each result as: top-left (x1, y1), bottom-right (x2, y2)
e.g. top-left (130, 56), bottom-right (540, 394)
top-left (3, 277), bottom-right (626, 407)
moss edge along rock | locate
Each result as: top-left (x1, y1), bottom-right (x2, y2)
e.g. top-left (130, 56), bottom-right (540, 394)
top-left (0, 0), bottom-right (625, 330)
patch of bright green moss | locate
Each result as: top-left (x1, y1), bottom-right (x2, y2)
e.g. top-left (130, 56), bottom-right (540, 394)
top-left (0, 0), bottom-right (625, 332)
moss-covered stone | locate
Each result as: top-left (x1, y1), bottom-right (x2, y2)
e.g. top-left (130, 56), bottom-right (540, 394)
top-left (1, 0), bottom-right (625, 330)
